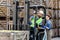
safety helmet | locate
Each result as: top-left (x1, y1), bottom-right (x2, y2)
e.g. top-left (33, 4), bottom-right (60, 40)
top-left (38, 10), bottom-right (44, 15)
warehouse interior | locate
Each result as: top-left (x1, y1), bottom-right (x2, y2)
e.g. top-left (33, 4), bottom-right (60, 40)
top-left (0, 0), bottom-right (60, 40)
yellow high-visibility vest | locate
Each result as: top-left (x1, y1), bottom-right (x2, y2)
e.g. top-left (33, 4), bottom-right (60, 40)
top-left (30, 17), bottom-right (42, 28)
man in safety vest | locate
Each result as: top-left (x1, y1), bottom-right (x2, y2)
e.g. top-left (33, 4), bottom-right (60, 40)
top-left (29, 10), bottom-right (44, 40)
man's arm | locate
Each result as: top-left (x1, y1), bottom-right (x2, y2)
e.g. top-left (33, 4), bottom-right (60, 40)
top-left (45, 22), bottom-right (52, 29)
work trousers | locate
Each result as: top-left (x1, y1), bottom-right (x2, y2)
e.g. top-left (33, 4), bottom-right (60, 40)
top-left (30, 27), bottom-right (35, 40)
top-left (46, 30), bottom-right (51, 40)
top-left (36, 29), bottom-right (44, 40)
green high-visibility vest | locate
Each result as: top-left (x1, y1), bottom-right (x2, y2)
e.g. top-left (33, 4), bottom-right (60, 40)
top-left (30, 17), bottom-right (42, 28)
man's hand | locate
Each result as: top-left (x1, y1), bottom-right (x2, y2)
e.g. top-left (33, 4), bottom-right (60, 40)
top-left (44, 26), bottom-right (50, 30)
top-left (46, 27), bottom-right (49, 29)
top-left (37, 26), bottom-right (40, 30)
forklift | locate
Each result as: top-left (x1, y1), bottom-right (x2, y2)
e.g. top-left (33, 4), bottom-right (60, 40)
top-left (12, 0), bottom-right (48, 40)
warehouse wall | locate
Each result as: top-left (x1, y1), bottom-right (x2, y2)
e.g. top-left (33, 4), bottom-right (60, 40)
top-left (0, 0), bottom-right (60, 37)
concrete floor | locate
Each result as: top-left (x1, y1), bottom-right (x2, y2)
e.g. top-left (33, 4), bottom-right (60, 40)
top-left (51, 37), bottom-right (60, 40)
